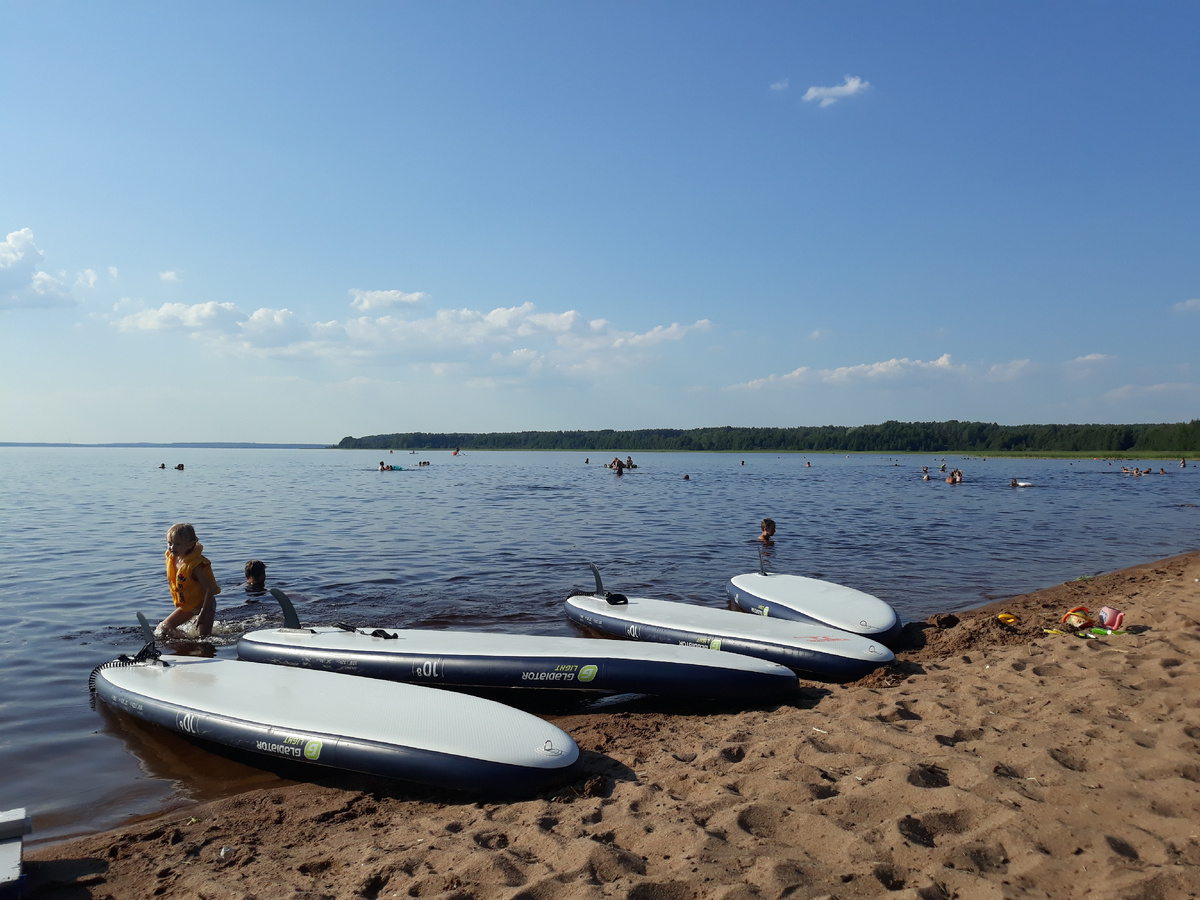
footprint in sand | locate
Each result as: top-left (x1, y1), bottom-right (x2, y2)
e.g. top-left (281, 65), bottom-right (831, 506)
top-left (935, 727), bottom-right (985, 747)
top-left (735, 804), bottom-right (783, 839)
top-left (1047, 747), bottom-right (1088, 772)
top-left (898, 810), bottom-right (969, 848)
top-left (943, 841), bottom-right (1009, 874)
top-left (873, 863), bottom-right (908, 890)
top-left (770, 860), bottom-right (813, 893)
top-left (907, 764), bottom-right (950, 788)
top-left (472, 829), bottom-right (509, 850)
top-left (587, 844), bottom-right (647, 882)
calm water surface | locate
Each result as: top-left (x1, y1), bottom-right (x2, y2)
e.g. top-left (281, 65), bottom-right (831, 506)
top-left (1, 447), bottom-right (1196, 843)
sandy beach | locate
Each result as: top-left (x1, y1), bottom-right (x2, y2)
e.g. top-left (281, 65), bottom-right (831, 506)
top-left (23, 551), bottom-right (1200, 899)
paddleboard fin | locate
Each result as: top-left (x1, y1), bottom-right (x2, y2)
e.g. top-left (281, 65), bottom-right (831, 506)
top-left (586, 563), bottom-right (628, 604)
top-left (269, 588), bottom-right (302, 629)
top-left (588, 562), bottom-right (605, 596)
top-left (136, 611), bottom-right (156, 644)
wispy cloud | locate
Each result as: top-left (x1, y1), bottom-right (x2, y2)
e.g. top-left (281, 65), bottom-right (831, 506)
top-left (727, 353), bottom-right (967, 391)
top-left (1064, 353), bottom-right (1115, 380)
top-left (986, 359), bottom-right (1033, 382)
top-left (159, 271), bottom-right (180, 282)
top-left (802, 75), bottom-right (869, 108)
top-left (770, 78), bottom-right (789, 91)
top-left (1173, 298), bottom-right (1200, 313)
top-left (0, 227), bottom-right (75, 309)
top-left (1104, 382), bottom-right (1200, 401)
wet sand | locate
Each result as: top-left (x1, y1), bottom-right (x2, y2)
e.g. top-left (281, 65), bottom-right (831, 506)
top-left (24, 551), bottom-right (1200, 899)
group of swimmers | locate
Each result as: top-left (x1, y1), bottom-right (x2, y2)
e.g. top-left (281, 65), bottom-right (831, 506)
top-left (158, 463), bottom-right (185, 470)
top-left (919, 463), bottom-right (962, 483)
top-left (379, 460), bottom-right (431, 470)
top-left (608, 456), bottom-right (636, 473)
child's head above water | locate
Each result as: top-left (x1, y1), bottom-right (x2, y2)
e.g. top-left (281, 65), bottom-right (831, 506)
top-left (244, 559), bottom-right (267, 589)
top-left (166, 522), bottom-right (198, 557)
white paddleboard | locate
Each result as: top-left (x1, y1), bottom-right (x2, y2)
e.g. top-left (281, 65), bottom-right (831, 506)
top-left (726, 572), bottom-right (901, 644)
top-left (90, 652), bottom-right (579, 794)
top-left (564, 592), bottom-right (894, 681)
top-left (238, 627), bottom-right (798, 700)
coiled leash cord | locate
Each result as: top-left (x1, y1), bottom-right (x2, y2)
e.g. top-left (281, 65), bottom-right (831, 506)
top-left (88, 640), bottom-right (167, 695)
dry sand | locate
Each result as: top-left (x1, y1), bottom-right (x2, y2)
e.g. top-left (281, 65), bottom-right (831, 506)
top-left (25, 552), bottom-right (1200, 899)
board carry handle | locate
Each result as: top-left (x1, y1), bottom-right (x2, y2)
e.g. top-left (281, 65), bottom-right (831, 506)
top-left (269, 588), bottom-right (302, 629)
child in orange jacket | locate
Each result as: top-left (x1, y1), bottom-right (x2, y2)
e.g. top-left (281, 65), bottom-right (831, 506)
top-left (158, 522), bottom-right (220, 638)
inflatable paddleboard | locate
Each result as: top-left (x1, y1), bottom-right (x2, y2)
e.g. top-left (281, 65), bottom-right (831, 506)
top-left (726, 572), bottom-right (902, 645)
top-left (564, 571), bottom-right (893, 682)
top-left (238, 626), bottom-right (798, 700)
top-left (90, 643), bottom-right (580, 795)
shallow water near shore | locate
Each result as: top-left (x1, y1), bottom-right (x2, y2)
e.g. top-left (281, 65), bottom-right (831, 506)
top-left (1, 447), bottom-right (1196, 843)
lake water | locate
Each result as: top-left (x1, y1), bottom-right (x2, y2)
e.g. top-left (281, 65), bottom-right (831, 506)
top-left (1, 447), bottom-right (1196, 844)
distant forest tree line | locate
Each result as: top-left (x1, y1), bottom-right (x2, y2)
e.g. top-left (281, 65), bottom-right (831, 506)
top-left (335, 420), bottom-right (1200, 454)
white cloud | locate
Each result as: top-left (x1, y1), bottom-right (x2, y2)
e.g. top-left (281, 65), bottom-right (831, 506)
top-left (159, 271), bottom-right (180, 282)
top-left (559, 318), bottom-right (711, 354)
top-left (0, 228), bottom-right (75, 309)
top-left (108, 266), bottom-right (119, 279)
top-left (802, 75), bottom-right (869, 108)
top-left (1173, 298), bottom-right (1200, 313)
top-left (728, 353), bottom-right (960, 390)
top-left (770, 78), bottom-right (789, 91)
top-left (493, 348), bottom-right (545, 372)
top-left (116, 301), bottom-right (240, 332)
top-left (728, 366), bottom-right (813, 391)
top-left (105, 289), bottom-right (712, 383)
top-left (809, 329), bottom-right (829, 340)
top-left (76, 269), bottom-right (98, 288)
top-left (349, 289), bottom-right (427, 311)
top-left (823, 353), bottom-right (957, 383)
top-left (0, 228), bottom-right (37, 270)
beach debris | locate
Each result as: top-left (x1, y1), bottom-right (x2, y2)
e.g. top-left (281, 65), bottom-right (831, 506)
top-left (996, 613), bottom-right (1018, 626)
top-left (1062, 607), bottom-right (1096, 629)
top-left (1097, 605), bottom-right (1125, 629)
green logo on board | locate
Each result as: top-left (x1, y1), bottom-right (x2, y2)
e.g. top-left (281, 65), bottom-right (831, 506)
top-left (304, 740), bottom-right (323, 760)
top-left (578, 665), bottom-right (598, 682)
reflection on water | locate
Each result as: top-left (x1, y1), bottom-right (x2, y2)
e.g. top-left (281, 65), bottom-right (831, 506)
top-left (1, 447), bottom-right (1196, 842)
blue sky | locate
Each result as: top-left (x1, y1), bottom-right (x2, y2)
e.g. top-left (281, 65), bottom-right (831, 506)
top-left (3, 1), bottom-right (1197, 443)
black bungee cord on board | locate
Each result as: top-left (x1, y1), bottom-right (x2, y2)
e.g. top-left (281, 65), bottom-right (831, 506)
top-left (88, 640), bottom-right (167, 704)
